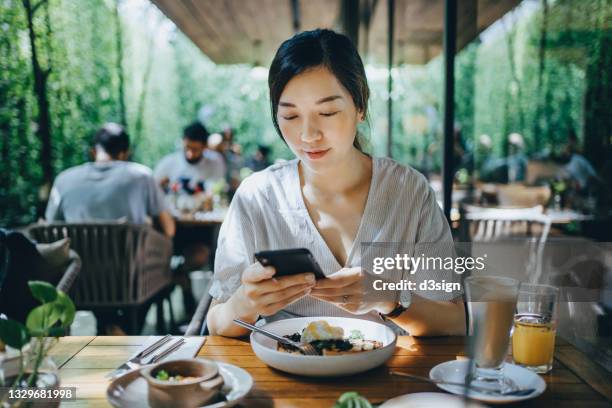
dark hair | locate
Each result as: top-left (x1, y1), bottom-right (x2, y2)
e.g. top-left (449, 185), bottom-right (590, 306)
top-left (183, 122), bottom-right (209, 143)
top-left (268, 29), bottom-right (369, 151)
top-left (94, 122), bottom-right (129, 158)
top-left (257, 144), bottom-right (271, 157)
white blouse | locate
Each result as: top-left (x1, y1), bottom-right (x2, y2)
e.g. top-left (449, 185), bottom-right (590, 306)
top-left (209, 156), bottom-right (459, 323)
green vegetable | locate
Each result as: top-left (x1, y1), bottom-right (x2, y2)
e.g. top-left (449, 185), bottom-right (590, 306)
top-left (155, 370), bottom-right (169, 381)
top-left (334, 391), bottom-right (373, 408)
top-left (348, 330), bottom-right (364, 340)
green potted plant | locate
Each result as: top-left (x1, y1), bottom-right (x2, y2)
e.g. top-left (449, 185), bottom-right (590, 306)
top-left (0, 281), bottom-right (75, 407)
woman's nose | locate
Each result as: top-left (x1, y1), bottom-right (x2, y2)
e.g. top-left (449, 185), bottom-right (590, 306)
top-left (300, 118), bottom-right (322, 143)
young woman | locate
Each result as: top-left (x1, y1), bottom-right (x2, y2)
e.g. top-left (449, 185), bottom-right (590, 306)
top-left (207, 29), bottom-right (465, 337)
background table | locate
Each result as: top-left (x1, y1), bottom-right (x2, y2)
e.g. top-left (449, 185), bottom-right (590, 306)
top-left (49, 335), bottom-right (612, 407)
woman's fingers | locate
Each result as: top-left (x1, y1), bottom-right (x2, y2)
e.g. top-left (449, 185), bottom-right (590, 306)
top-left (260, 282), bottom-right (313, 305)
top-left (261, 286), bottom-right (313, 316)
top-left (314, 267), bottom-right (362, 289)
top-left (257, 272), bottom-right (315, 295)
top-left (242, 262), bottom-right (275, 284)
top-left (310, 282), bottom-right (363, 297)
top-left (311, 293), bottom-right (363, 304)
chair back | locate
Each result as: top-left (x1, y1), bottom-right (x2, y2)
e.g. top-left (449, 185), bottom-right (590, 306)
top-left (460, 204), bottom-right (548, 242)
top-left (29, 223), bottom-right (172, 308)
top-left (459, 205), bottom-right (552, 283)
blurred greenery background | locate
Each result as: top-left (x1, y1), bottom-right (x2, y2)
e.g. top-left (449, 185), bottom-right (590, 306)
top-left (0, 0), bottom-right (610, 226)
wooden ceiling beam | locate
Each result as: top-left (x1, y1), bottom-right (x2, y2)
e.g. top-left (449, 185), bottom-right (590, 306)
top-left (150, 0), bottom-right (524, 65)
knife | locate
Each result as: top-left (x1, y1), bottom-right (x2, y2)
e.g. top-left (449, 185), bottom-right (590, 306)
top-left (106, 335), bottom-right (173, 378)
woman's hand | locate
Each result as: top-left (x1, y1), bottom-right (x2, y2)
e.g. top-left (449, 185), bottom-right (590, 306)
top-left (310, 267), bottom-right (396, 315)
top-left (233, 262), bottom-right (316, 319)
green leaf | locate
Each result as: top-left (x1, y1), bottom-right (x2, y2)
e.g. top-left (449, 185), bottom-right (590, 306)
top-left (334, 392), bottom-right (373, 408)
top-left (0, 319), bottom-right (30, 349)
top-left (28, 281), bottom-right (57, 304)
top-left (26, 303), bottom-right (63, 333)
top-left (55, 291), bottom-right (76, 328)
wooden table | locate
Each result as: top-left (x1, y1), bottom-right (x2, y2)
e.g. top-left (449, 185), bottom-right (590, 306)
top-left (49, 336), bottom-right (611, 407)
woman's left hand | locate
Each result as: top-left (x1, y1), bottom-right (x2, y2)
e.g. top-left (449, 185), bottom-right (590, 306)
top-left (309, 267), bottom-right (395, 315)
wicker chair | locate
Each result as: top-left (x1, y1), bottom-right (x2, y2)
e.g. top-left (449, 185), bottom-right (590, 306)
top-left (29, 223), bottom-right (174, 334)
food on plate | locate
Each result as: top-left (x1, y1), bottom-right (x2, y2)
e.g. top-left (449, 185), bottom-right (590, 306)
top-left (154, 369), bottom-right (198, 382)
top-left (277, 320), bottom-right (383, 356)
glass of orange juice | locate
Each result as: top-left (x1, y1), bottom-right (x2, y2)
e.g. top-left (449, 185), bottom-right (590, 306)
top-left (512, 283), bottom-right (559, 373)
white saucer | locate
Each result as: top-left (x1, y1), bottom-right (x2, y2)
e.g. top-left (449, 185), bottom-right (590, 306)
top-left (380, 392), bottom-right (487, 408)
top-left (429, 360), bottom-right (546, 404)
top-left (107, 360), bottom-right (253, 408)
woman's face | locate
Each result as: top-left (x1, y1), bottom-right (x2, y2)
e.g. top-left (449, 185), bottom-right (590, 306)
top-left (277, 66), bottom-right (363, 169)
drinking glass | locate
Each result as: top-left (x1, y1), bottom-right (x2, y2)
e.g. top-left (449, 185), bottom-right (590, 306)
top-left (465, 276), bottom-right (520, 392)
top-left (512, 283), bottom-right (559, 373)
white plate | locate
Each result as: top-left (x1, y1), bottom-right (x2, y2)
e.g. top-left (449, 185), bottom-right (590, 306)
top-left (429, 360), bottom-right (546, 404)
top-left (380, 392), bottom-right (487, 408)
top-left (107, 361), bottom-right (253, 408)
top-left (250, 317), bottom-right (397, 377)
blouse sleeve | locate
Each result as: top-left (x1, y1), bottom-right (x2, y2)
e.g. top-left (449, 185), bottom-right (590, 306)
top-left (209, 188), bottom-right (260, 302)
top-left (413, 184), bottom-right (463, 301)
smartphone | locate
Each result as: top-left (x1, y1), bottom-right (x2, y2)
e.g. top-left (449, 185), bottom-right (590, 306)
top-left (254, 248), bottom-right (326, 280)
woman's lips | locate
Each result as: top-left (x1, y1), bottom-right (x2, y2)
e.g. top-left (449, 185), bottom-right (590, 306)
top-left (304, 149), bottom-right (330, 160)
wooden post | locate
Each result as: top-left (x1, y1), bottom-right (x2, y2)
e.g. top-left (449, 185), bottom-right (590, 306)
top-left (443, 0), bottom-right (457, 222)
top-left (387, 0), bottom-right (394, 158)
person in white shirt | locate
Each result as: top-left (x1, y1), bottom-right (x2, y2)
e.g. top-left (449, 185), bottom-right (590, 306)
top-left (154, 122), bottom-right (226, 193)
top-left (154, 122), bottom-right (226, 315)
top-left (46, 123), bottom-right (175, 238)
top-left (207, 29), bottom-right (465, 338)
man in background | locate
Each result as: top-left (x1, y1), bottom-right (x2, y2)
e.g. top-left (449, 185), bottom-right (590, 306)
top-left (154, 122), bottom-right (225, 193)
top-left (45, 123), bottom-right (175, 334)
top-left (154, 122), bottom-right (225, 317)
top-left (247, 144), bottom-right (271, 172)
top-left (45, 122), bottom-right (175, 237)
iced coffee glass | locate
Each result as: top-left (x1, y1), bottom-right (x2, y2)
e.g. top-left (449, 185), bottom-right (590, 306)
top-left (465, 276), bottom-right (520, 393)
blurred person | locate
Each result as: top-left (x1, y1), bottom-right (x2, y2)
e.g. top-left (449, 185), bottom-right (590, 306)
top-left (476, 134), bottom-right (506, 183)
top-left (225, 128), bottom-right (246, 192)
top-left (247, 144), bottom-right (272, 172)
top-left (154, 122), bottom-right (226, 193)
top-left (154, 123), bottom-right (227, 316)
top-left (45, 123), bottom-right (175, 238)
top-left (507, 132), bottom-right (527, 183)
top-left (558, 130), bottom-right (598, 191)
top-left (45, 123), bottom-right (175, 334)
top-left (452, 125), bottom-right (473, 185)
top-left (207, 132), bottom-right (224, 154)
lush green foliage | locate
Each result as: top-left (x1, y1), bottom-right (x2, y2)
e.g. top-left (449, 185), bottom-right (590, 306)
top-left (0, 0), bottom-right (609, 226)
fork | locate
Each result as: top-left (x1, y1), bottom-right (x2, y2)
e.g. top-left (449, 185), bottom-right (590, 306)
top-left (232, 319), bottom-right (319, 356)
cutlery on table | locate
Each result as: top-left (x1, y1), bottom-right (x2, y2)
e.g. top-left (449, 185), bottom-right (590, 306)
top-left (148, 338), bottom-right (186, 364)
top-left (106, 334), bottom-right (173, 378)
top-left (390, 370), bottom-right (536, 397)
top-left (232, 319), bottom-right (319, 356)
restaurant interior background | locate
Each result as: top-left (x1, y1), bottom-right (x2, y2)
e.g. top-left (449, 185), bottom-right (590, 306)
top-left (1, 0), bottom-right (611, 374)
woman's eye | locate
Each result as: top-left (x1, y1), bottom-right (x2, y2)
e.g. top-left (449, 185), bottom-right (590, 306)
top-left (282, 115), bottom-right (298, 120)
top-left (320, 111), bottom-right (340, 117)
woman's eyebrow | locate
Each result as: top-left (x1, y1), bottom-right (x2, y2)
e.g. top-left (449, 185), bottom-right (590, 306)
top-left (278, 95), bottom-right (343, 108)
top-left (316, 95), bottom-right (343, 104)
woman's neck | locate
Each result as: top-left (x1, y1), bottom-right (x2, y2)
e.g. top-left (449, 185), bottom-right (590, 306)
top-left (299, 148), bottom-right (372, 195)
